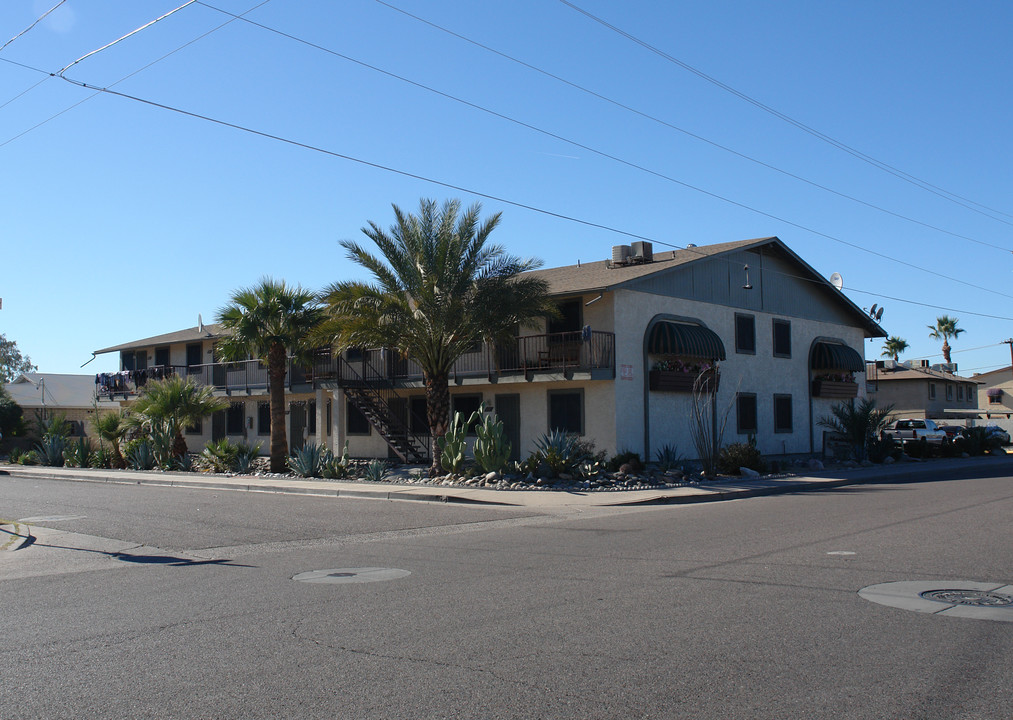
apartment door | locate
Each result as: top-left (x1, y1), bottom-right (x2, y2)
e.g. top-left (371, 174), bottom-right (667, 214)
top-left (494, 394), bottom-right (521, 461)
top-left (211, 410), bottom-right (226, 442)
top-left (289, 402), bottom-right (306, 451)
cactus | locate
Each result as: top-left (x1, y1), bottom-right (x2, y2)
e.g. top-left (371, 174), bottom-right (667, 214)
top-left (436, 410), bottom-right (469, 474)
top-left (472, 409), bottom-right (511, 474)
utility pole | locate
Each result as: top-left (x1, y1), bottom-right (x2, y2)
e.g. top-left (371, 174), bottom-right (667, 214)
top-left (1004, 339), bottom-right (1013, 380)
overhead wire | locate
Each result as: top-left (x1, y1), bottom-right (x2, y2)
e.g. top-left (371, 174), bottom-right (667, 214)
top-left (373, 0), bottom-right (1011, 254)
top-left (181, 2), bottom-right (1013, 302)
top-left (0, 0), bottom-right (67, 54)
top-left (558, 0), bottom-right (1013, 226)
top-left (35, 66), bottom-right (1013, 324)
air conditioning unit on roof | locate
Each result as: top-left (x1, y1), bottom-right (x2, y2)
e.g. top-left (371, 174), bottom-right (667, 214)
top-left (612, 245), bottom-right (632, 265)
top-left (631, 241), bottom-right (653, 263)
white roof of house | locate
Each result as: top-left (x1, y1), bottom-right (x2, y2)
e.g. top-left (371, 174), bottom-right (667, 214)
top-left (4, 373), bottom-right (120, 409)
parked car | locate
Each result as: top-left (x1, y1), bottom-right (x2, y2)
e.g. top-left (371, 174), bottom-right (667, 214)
top-left (883, 418), bottom-right (947, 445)
top-left (983, 425), bottom-right (1011, 445)
top-left (936, 425), bottom-right (963, 439)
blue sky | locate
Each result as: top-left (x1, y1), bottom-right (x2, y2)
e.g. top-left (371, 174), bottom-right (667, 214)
top-left (2, 0), bottom-right (1011, 377)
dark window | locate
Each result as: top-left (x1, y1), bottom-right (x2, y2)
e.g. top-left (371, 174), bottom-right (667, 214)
top-left (946, 384), bottom-right (953, 401)
top-left (347, 402), bottom-right (371, 435)
top-left (548, 390), bottom-right (584, 435)
top-left (451, 394), bottom-right (483, 434)
top-left (326, 400), bottom-right (332, 436)
top-left (186, 343), bottom-right (203, 368)
top-left (155, 346), bottom-right (170, 367)
top-left (258, 402), bottom-right (270, 436)
top-left (186, 418), bottom-right (202, 436)
top-left (735, 315), bottom-right (755, 354)
top-left (928, 383), bottom-right (936, 400)
top-left (226, 402), bottom-right (245, 435)
top-left (957, 385), bottom-right (964, 401)
top-left (773, 394), bottom-right (793, 433)
top-left (549, 299), bottom-right (582, 334)
top-left (772, 320), bottom-right (791, 358)
top-left (736, 393), bottom-right (757, 434)
top-left (989, 394), bottom-right (1002, 405)
top-left (308, 401), bottom-right (316, 435)
top-left (346, 347), bottom-right (364, 362)
top-left (410, 397), bottom-right (428, 434)
top-left (121, 351), bottom-right (135, 372)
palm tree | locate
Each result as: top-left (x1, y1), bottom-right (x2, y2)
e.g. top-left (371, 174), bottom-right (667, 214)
top-left (216, 278), bottom-right (324, 473)
top-left (817, 398), bottom-right (894, 463)
top-left (881, 336), bottom-right (908, 362)
top-left (316, 198), bottom-right (556, 476)
top-left (91, 409), bottom-right (128, 469)
top-left (927, 315), bottom-right (964, 364)
top-left (129, 375), bottom-right (229, 458)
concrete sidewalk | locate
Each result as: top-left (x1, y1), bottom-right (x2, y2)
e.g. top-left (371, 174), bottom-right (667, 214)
top-left (4, 456), bottom-right (1011, 508)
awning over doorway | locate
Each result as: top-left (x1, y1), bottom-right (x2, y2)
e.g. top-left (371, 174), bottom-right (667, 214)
top-left (647, 322), bottom-right (726, 360)
top-left (810, 342), bottom-right (865, 372)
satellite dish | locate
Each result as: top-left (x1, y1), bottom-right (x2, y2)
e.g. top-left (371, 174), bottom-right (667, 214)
top-left (198, 313), bottom-right (204, 333)
top-left (829, 272), bottom-right (844, 290)
top-left (875, 307), bottom-right (885, 321)
top-left (869, 303), bottom-right (878, 317)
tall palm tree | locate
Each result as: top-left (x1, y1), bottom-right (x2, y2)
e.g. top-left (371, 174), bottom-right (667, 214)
top-left (880, 336), bottom-right (908, 362)
top-left (216, 278), bottom-right (324, 473)
top-left (316, 198), bottom-right (556, 476)
top-left (129, 375), bottom-right (229, 458)
top-left (927, 315), bottom-right (964, 364)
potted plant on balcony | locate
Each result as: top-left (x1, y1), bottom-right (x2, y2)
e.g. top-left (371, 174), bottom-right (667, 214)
top-left (649, 358), bottom-right (719, 392)
top-left (811, 372), bottom-right (858, 398)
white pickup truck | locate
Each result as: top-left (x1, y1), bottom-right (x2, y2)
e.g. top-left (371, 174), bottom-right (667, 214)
top-left (883, 418), bottom-right (947, 445)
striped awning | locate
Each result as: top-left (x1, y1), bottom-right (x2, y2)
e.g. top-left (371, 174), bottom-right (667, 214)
top-left (810, 342), bottom-right (865, 372)
top-left (987, 388), bottom-right (1003, 398)
top-left (647, 322), bottom-right (726, 360)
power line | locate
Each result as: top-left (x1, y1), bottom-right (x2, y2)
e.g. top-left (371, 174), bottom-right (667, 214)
top-left (185, 2), bottom-right (1013, 302)
top-left (559, 0), bottom-right (1013, 227)
top-left (38, 69), bottom-right (1013, 324)
top-left (0, 0), bottom-right (67, 54)
top-left (374, 0), bottom-right (1011, 254)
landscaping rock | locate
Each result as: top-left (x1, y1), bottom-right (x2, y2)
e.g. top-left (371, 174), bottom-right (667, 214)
top-left (738, 466), bottom-right (760, 479)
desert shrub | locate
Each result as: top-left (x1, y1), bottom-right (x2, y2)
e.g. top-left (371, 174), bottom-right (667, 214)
top-left (902, 438), bottom-right (932, 459)
top-left (472, 411), bottom-right (512, 474)
top-left (717, 440), bottom-right (767, 474)
top-left (363, 459), bottom-right (389, 483)
top-left (201, 438), bottom-right (241, 473)
top-left (125, 440), bottom-right (156, 470)
top-left (436, 411), bottom-right (469, 474)
top-left (63, 437), bottom-right (92, 468)
top-left (607, 449), bottom-right (643, 472)
top-left (7, 447), bottom-right (23, 464)
top-left (654, 444), bottom-right (683, 471)
top-left (289, 443), bottom-right (323, 478)
top-left (234, 442), bottom-right (261, 474)
top-left (90, 445), bottom-right (112, 469)
top-left (35, 434), bottom-right (67, 467)
top-left (18, 449), bottom-right (39, 465)
top-left (867, 436), bottom-right (900, 463)
top-left (532, 429), bottom-right (586, 477)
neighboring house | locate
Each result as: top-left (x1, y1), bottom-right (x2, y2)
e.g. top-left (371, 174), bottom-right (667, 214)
top-left (865, 360), bottom-right (980, 421)
top-left (93, 236), bottom-right (885, 463)
top-left (4, 373), bottom-right (121, 438)
top-left (969, 366), bottom-right (1013, 436)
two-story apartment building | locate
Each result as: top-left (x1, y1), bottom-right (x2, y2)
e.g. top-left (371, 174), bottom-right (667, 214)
top-left (94, 236), bottom-right (885, 464)
top-left (865, 360), bottom-right (980, 420)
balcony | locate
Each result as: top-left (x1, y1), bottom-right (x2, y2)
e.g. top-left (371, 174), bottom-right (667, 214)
top-left (94, 331), bottom-right (616, 398)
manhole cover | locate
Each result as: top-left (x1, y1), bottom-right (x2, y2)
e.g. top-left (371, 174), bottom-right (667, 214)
top-left (293, 567), bottom-right (411, 584)
top-left (859, 580), bottom-right (1013, 622)
top-left (920, 589), bottom-right (1013, 607)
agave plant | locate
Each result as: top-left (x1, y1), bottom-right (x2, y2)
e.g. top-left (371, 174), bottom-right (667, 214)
top-left (201, 438), bottom-right (241, 473)
top-left (288, 443), bottom-right (323, 478)
top-left (63, 437), bottom-right (93, 468)
top-left (126, 440), bottom-right (156, 470)
top-left (234, 441), bottom-right (261, 474)
top-left (532, 429), bottom-right (585, 477)
top-left (34, 434), bottom-right (67, 467)
top-left (363, 459), bottom-right (389, 483)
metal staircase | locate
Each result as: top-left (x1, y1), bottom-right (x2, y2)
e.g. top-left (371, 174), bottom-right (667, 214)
top-left (337, 357), bottom-right (430, 464)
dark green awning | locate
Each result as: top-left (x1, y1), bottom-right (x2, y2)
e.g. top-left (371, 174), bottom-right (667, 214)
top-left (647, 322), bottom-right (726, 360)
top-left (811, 342), bottom-right (865, 372)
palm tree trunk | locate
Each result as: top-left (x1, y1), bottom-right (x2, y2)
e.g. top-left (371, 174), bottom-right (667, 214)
top-left (425, 370), bottom-right (450, 477)
top-left (172, 430), bottom-right (188, 459)
top-left (942, 340), bottom-right (951, 364)
top-left (268, 342), bottom-right (289, 473)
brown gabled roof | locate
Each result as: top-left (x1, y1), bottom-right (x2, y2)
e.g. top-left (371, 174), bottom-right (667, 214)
top-left (871, 364), bottom-right (982, 384)
top-left (94, 323), bottom-right (228, 355)
top-left (525, 237), bottom-right (765, 295)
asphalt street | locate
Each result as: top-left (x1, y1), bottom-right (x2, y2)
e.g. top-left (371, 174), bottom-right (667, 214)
top-left (2, 467), bottom-right (1012, 719)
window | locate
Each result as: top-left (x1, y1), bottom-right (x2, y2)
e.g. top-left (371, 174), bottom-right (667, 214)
top-left (549, 299), bottom-right (582, 335)
top-left (772, 320), bottom-right (791, 358)
top-left (989, 393), bottom-right (1002, 405)
top-left (347, 402), bottom-right (371, 435)
top-left (773, 394), bottom-right (793, 433)
top-left (736, 393), bottom-right (757, 434)
top-left (121, 351), bottom-right (135, 372)
top-left (735, 314), bottom-right (755, 354)
top-left (957, 386), bottom-right (964, 401)
top-left (451, 394), bottom-right (483, 434)
top-left (257, 402), bottom-right (270, 436)
top-left (326, 399), bottom-right (332, 436)
top-left (186, 418), bottom-right (202, 436)
top-left (946, 384), bottom-right (953, 401)
top-left (308, 401), bottom-right (317, 435)
top-left (226, 402), bottom-right (245, 435)
top-left (928, 383), bottom-right (936, 400)
top-left (548, 390), bottom-right (584, 435)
